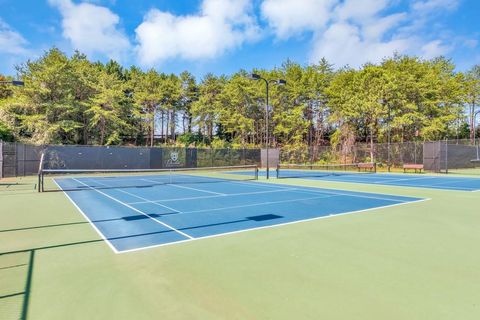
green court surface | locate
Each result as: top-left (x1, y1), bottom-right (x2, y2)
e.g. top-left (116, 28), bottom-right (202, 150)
top-left (446, 167), bottom-right (480, 175)
top-left (1, 175), bottom-right (480, 320)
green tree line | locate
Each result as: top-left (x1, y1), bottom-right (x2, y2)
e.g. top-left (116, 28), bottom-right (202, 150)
top-left (1, 48), bottom-right (479, 150)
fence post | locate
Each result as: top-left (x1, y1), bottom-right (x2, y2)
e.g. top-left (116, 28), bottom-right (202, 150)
top-left (414, 142), bottom-right (417, 164)
top-left (0, 140), bottom-right (3, 179)
top-left (387, 141), bottom-right (391, 172)
top-left (445, 139), bottom-right (448, 174)
top-left (22, 143), bottom-right (26, 176)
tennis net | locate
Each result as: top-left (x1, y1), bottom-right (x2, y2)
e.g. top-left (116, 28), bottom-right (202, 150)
top-left (276, 163), bottom-right (376, 179)
top-left (39, 165), bottom-right (258, 192)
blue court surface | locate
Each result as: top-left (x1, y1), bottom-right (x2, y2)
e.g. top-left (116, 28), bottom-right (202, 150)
top-left (259, 170), bottom-right (480, 191)
top-left (54, 174), bottom-right (423, 253)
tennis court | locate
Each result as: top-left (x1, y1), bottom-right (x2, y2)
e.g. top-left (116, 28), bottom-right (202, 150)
top-left (271, 165), bottom-right (480, 191)
top-left (3, 165), bottom-right (480, 320)
top-left (48, 169), bottom-right (422, 253)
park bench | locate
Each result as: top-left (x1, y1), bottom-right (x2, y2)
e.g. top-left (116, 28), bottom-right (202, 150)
top-left (403, 163), bottom-right (424, 173)
top-left (357, 162), bottom-right (376, 172)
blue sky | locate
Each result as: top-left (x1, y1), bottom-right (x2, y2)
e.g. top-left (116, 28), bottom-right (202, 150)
top-left (0, 0), bottom-right (479, 79)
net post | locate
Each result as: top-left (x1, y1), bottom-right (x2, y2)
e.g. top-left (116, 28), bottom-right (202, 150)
top-left (255, 166), bottom-right (259, 180)
top-left (276, 164), bottom-right (279, 179)
top-left (37, 152), bottom-right (45, 193)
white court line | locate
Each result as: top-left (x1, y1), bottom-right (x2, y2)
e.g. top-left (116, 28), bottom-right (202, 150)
top-left (127, 188), bottom-right (299, 205)
top-left (380, 181), bottom-right (474, 191)
top-left (372, 176), bottom-right (436, 183)
top-left (140, 178), bottom-right (225, 196)
top-left (58, 176), bottom-right (431, 254)
top-left (72, 178), bottom-right (194, 240)
top-left (96, 179), bottom-right (333, 218)
top-left (83, 178), bottom-right (182, 214)
top-left (378, 176), bottom-right (478, 186)
top-left (222, 178), bottom-right (426, 201)
top-left (286, 188), bottom-right (412, 203)
top-left (225, 179), bottom-right (296, 190)
top-left (118, 198), bottom-right (431, 254)
top-left (346, 177), bottom-right (475, 191)
top-left (177, 194), bottom-right (340, 215)
top-left (418, 179), bottom-right (479, 186)
top-left (91, 175), bottom-right (421, 205)
top-left (52, 179), bottom-right (120, 254)
top-left (293, 173), bottom-right (479, 191)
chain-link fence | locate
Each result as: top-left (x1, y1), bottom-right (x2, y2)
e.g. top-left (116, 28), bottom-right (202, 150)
top-left (196, 148), bottom-right (261, 167)
top-left (0, 141), bottom-right (261, 178)
top-left (3, 139), bottom-right (479, 177)
top-left (279, 140), bottom-right (480, 175)
top-left (280, 145), bottom-right (337, 165)
top-left (357, 142), bottom-right (423, 170)
top-left (279, 142), bottom-right (423, 172)
top-left (0, 141), bottom-right (44, 178)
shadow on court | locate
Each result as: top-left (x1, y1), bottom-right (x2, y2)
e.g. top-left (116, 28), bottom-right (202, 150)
top-left (0, 237), bottom-right (110, 320)
top-left (0, 211), bottom-right (284, 320)
top-left (0, 250), bottom-right (34, 320)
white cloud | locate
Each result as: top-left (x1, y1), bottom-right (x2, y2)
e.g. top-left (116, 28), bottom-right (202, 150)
top-left (261, 0), bottom-right (461, 68)
top-left (261, 0), bottom-right (336, 38)
top-left (412, 0), bottom-right (460, 13)
top-left (314, 0), bottom-right (412, 67)
top-left (135, 0), bottom-right (260, 66)
top-left (362, 13), bottom-right (407, 40)
top-left (421, 40), bottom-right (451, 58)
top-left (310, 22), bottom-right (411, 67)
top-left (0, 19), bottom-right (28, 55)
top-left (48, 0), bottom-right (130, 60)
top-left (335, 0), bottom-right (390, 22)
top-left (260, 0), bottom-right (412, 67)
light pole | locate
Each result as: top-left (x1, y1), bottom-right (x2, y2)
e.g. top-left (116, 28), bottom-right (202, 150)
top-left (379, 99), bottom-right (391, 171)
top-left (387, 104), bottom-right (391, 172)
top-left (248, 73), bottom-right (286, 179)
